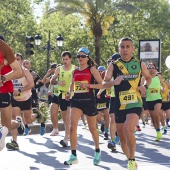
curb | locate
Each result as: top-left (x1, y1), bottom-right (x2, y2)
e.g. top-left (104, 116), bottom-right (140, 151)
top-left (28, 122), bottom-right (65, 134)
top-left (8, 121), bottom-right (65, 136)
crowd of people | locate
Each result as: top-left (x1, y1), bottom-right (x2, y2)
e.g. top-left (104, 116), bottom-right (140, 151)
top-left (0, 35), bottom-right (170, 170)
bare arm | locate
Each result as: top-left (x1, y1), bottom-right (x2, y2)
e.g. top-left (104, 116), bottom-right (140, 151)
top-left (0, 60), bottom-right (23, 84)
top-left (50, 67), bottom-right (60, 85)
top-left (102, 64), bottom-right (114, 88)
top-left (158, 74), bottom-right (165, 89)
top-left (21, 68), bottom-right (34, 91)
top-left (141, 62), bottom-right (152, 86)
top-left (89, 67), bottom-right (103, 89)
top-left (42, 68), bottom-right (54, 84)
top-left (138, 62), bottom-right (152, 94)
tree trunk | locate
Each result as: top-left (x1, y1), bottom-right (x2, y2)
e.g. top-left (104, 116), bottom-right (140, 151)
top-left (94, 36), bottom-right (100, 66)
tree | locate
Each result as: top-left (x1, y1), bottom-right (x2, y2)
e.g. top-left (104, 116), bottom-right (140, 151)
top-left (48, 0), bottom-right (115, 65)
top-left (0, 0), bottom-right (37, 55)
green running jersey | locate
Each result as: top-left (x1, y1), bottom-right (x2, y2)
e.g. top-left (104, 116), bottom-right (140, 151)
top-left (146, 75), bottom-right (162, 101)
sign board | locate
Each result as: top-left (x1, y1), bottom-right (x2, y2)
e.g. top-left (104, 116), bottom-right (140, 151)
top-left (139, 39), bottom-right (161, 71)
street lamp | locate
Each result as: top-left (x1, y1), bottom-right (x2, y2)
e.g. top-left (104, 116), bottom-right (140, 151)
top-left (34, 30), bottom-right (63, 72)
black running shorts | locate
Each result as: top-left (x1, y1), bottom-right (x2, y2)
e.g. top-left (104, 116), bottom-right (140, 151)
top-left (161, 102), bottom-right (170, 111)
top-left (51, 95), bottom-right (59, 105)
top-left (58, 93), bottom-right (70, 111)
top-left (109, 97), bottom-right (116, 114)
top-left (146, 99), bottom-right (162, 111)
top-left (12, 97), bottom-right (32, 111)
top-left (71, 99), bottom-right (98, 116)
top-left (115, 107), bottom-right (142, 123)
top-left (0, 93), bottom-right (12, 108)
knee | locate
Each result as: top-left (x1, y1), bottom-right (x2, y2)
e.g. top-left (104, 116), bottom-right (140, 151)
top-left (110, 117), bottom-right (116, 124)
top-left (124, 128), bottom-right (134, 139)
top-left (5, 123), bottom-right (11, 131)
top-left (89, 127), bottom-right (97, 135)
top-left (25, 118), bottom-right (32, 124)
top-left (70, 124), bottom-right (77, 133)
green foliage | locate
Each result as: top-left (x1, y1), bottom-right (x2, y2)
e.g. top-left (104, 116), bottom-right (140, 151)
top-left (1, 0), bottom-right (170, 80)
top-left (36, 102), bottom-right (49, 123)
top-left (0, 0), bottom-right (38, 55)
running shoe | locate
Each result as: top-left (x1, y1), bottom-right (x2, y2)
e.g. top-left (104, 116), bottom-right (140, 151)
top-left (162, 129), bottom-right (167, 135)
top-left (100, 124), bottom-right (104, 132)
top-left (93, 151), bottom-right (101, 165)
top-left (50, 128), bottom-right (59, 136)
top-left (145, 119), bottom-right (149, 124)
top-left (104, 132), bottom-right (109, 140)
top-left (16, 116), bottom-right (25, 135)
top-left (60, 139), bottom-right (68, 147)
top-left (40, 126), bottom-right (45, 136)
top-left (0, 126), bottom-right (8, 151)
top-left (156, 131), bottom-right (162, 141)
top-left (6, 140), bottom-right (19, 150)
top-left (115, 135), bottom-right (120, 144)
top-left (127, 160), bottom-right (137, 170)
top-left (64, 154), bottom-right (78, 165)
top-left (23, 127), bottom-right (31, 136)
top-left (107, 141), bottom-right (116, 151)
top-left (136, 125), bottom-right (141, 131)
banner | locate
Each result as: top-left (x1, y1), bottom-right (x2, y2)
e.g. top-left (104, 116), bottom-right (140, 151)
top-left (139, 39), bottom-right (161, 71)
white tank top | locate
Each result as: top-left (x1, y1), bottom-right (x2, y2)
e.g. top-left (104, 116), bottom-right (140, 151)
top-left (13, 76), bottom-right (32, 101)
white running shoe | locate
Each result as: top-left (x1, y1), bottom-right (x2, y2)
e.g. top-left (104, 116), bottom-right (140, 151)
top-left (50, 128), bottom-right (59, 136)
top-left (0, 126), bottom-right (8, 151)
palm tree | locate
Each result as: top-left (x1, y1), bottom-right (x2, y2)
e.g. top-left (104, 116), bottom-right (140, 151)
top-left (48, 0), bottom-right (138, 65)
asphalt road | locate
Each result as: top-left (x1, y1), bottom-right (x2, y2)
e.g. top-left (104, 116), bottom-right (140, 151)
top-left (1, 120), bottom-right (170, 170)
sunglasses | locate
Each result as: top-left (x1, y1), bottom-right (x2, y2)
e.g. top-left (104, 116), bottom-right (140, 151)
top-left (76, 54), bottom-right (88, 58)
top-left (147, 67), bottom-right (155, 69)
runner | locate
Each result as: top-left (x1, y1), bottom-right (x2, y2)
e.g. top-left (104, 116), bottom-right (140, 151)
top-left (64, 47), bottom-right (102, 165)
top-left (42, 63), bottom-right (60, 136)
top-left (0, 36), bottom-right (24, 151)
top-left (51, 51), bottom-right (76, 147)
top-left (6, 53), bottom-right (36, 150)
top-left (22, 60), bottom-right (45, 136)
top-left (102, 38), bottom-right (151, 170)
top-left (107, 53), bottom-right (121, 151)
top-left (96, 66), bottom-right (110, 140)
top-left (145, 64), bottom-right (164, 141)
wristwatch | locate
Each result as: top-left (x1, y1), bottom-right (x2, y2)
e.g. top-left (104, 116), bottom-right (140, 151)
top-left (18, 89), bottom-right (22, 93)
top-left (1, 76), bottom-right (6, 83)
top-left (144, 84), bottom-right (148, 89)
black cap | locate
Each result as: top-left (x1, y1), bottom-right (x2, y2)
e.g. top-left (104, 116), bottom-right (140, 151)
top-left (0, 35), bottom-right (5, 42)
top-left (51, 63), bottom-right (57, 69)
top-left (111, 53), bottom-right (121, 61)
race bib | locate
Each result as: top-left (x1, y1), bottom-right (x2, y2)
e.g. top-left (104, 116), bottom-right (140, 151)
top-left (15, 92), bottom-right (23, 99)
top-left (149, 88), bottom-right (159, 95)
top-left (62, 92), bottom-right (67, 99)
top-left (97, 103), bottom-right (106, 109)
top-left (41, 95), bottom-right (47, 100)
top-left (53, 87), bottom-right (59, 95)
top-left (119, 89), bottom-right (137, 104)
top-left (106, 89), bottom-right (111, 96)
top-left (74, 81), bottom-right (89, 93)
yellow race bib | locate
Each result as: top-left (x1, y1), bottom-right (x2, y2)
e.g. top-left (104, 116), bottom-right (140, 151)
top-left (15, 92), bottom-right (23, 99)
top-left (74, 81), bottom-right (89, 93)
top-left (97, 103), bottom-right (106, 109)
top-left (62, 92), bottom-right (68, 99)
top-left (41, 95), bottom-right (47, 100)
top-left (119, 89), bottom-right (137, 104)
top-left (54, 87), bottom-right (58, 94)
top-left (149, 88), bottom-right (159, 95)
top-left (106, 89), bottom-right (111, 96)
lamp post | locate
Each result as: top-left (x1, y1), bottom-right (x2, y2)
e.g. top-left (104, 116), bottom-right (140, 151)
top-left (35, 30), bottom-right (63, 72)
